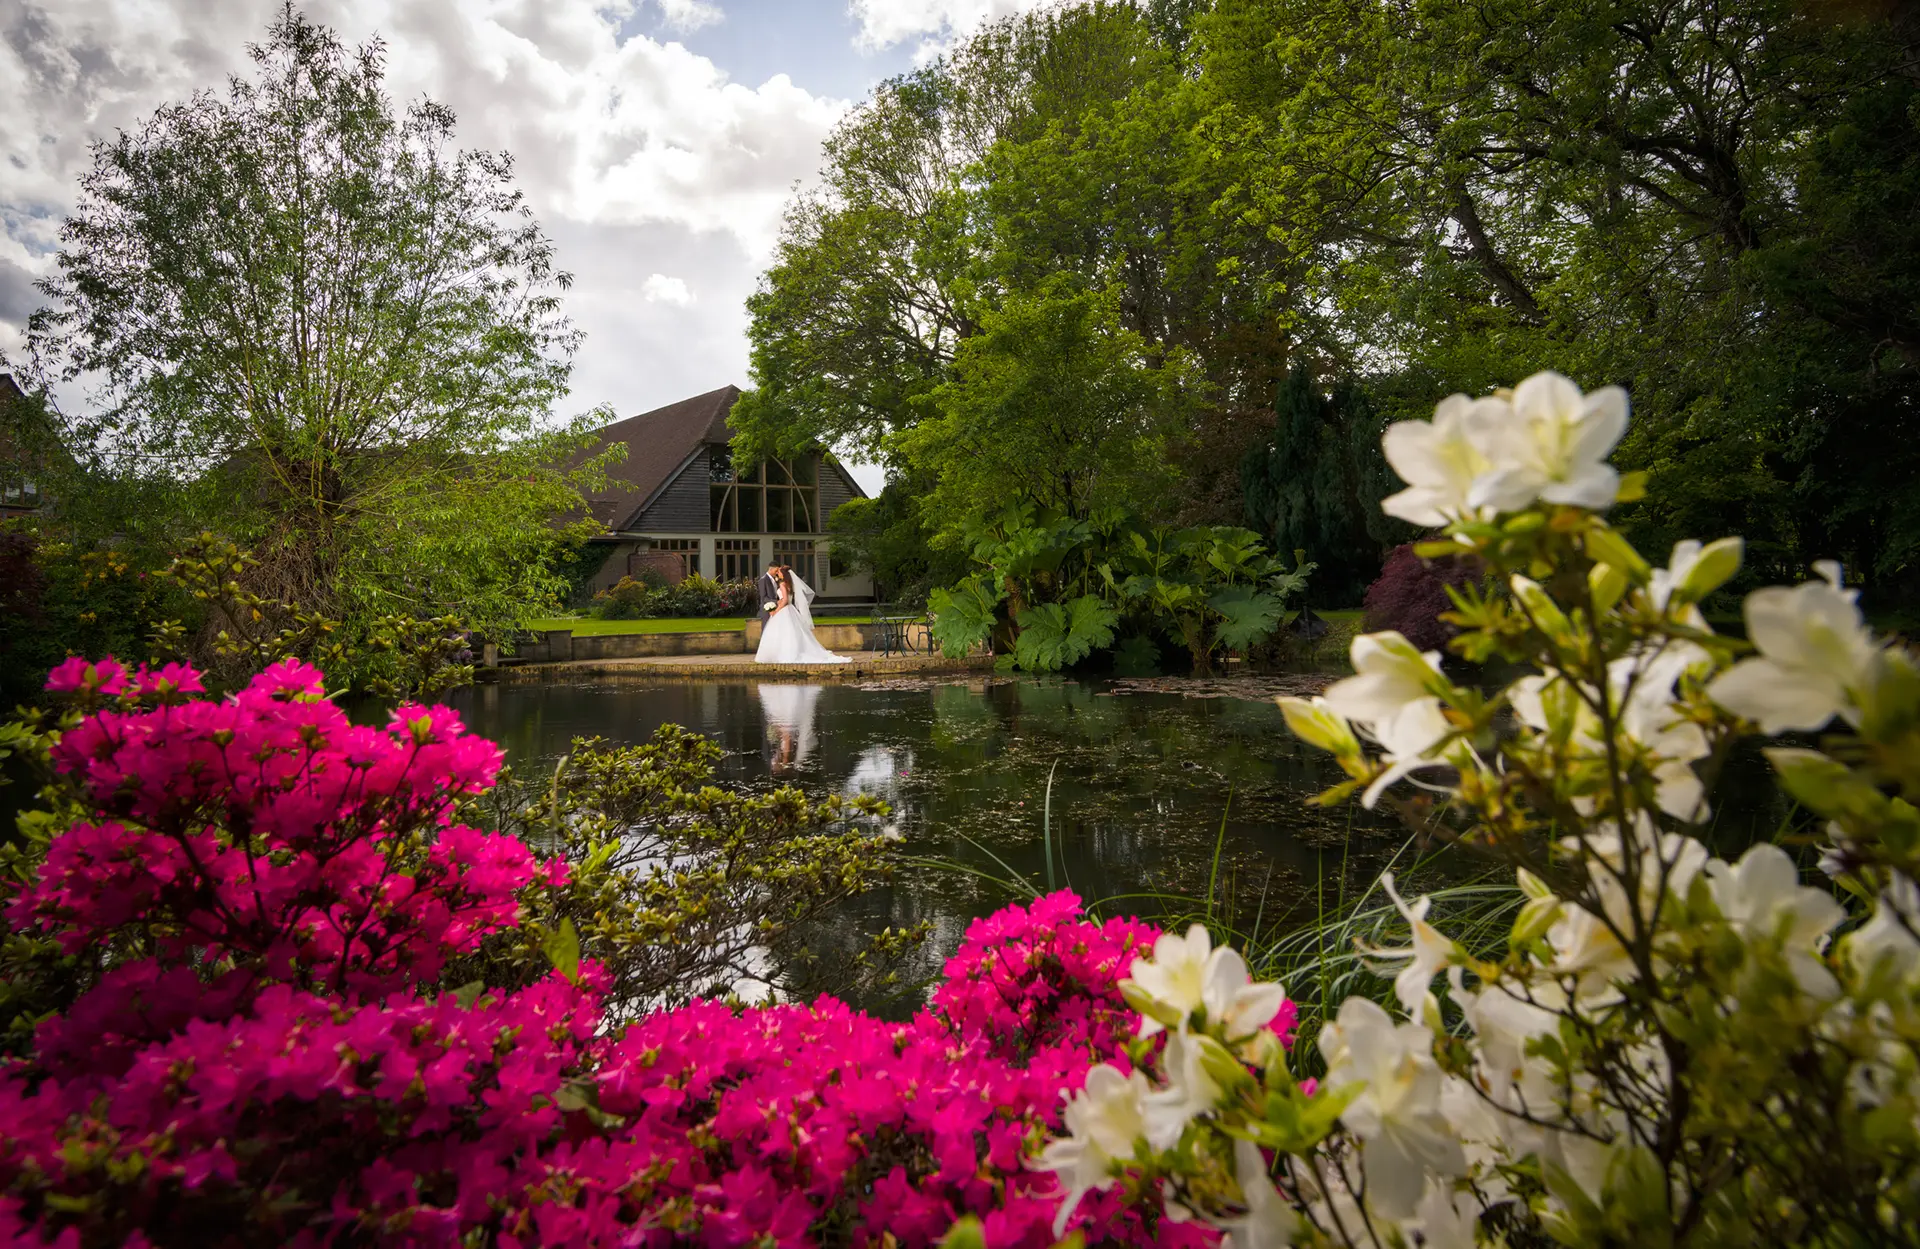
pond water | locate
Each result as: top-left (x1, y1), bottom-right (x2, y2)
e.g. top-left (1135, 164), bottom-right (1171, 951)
top-left (448, 672), bottom-right (1797, 1005)
top-left (449, 674), bottom-right (1414, 997)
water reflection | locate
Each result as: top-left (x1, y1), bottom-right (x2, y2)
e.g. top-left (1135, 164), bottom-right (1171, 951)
top-left (757, 683), bottom-right (823, 776)
top-left (451, 675), bottom-right (1413, 995)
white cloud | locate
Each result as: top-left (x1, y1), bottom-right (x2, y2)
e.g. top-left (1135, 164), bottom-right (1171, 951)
top-left (655, 0), bottom-right (723, 31)
top-left (640, 273), bottom-right (694, 305)
top-left (846, 0), bottom-right (1057, 57)
top-left (0, 0), bottom-right (854, 413)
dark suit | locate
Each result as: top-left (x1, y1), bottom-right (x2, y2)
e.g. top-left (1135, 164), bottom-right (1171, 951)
top-left (754, 571), bottom-right (780, 623)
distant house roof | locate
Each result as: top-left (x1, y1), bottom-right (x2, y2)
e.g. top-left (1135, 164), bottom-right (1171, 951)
top-left (575, 385), bottom-right (743, 531)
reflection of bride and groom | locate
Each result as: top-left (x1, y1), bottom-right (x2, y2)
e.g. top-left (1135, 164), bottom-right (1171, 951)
top-left (752, 564), bottom-right (851, 665)
top-left (754, 683), bottom-right (906, 842)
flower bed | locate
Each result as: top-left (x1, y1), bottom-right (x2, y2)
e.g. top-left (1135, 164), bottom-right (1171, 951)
top-left (0, 661), bottom-right (1263, 1246)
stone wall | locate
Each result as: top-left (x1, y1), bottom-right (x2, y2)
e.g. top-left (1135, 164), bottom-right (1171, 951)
top-left (507, 621), bottom-right (934, 665)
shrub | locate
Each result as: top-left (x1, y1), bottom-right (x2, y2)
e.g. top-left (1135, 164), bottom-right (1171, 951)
top-left (1359, 541), bottom-right (1480, 653)
top-left (1037, 370), bottom-right (1920, 1246)
top-left (590, 574), bottom-right (659, 619)
top-left (0, 658), bottom-right (1273, 1245)
top-left (590, 574), bottom-right (757, 620)
top-left (452, 727), bottom-right (921, 1018)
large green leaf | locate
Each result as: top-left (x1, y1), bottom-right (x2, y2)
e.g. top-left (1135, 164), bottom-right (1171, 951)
top-left (928, 574), bottom-right (1003, 657)
top-left (1013, 594), bottom-right (1119, 671)
top-left (1209, 585), bottom-right (1287, 652)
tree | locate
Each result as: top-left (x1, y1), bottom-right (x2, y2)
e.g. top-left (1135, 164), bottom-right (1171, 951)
top-left (17, 4), bottom-right (603, 644)
top-left (1242, 368), bottom-right (1410, 605)
top-left (1198, 0), bottom-right (1920, 597)
top-left (898, 280), bottom-right (1199, 536)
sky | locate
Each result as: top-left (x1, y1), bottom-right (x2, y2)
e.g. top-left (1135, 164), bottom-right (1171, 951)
top-left (0, 0), bottom-right (1058, 493)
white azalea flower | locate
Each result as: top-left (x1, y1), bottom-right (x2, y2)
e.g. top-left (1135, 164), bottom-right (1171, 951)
top-left (1124, 924), bottom-right (1286, 1040)
top-left (1706, 843), bottom-right (1845, 995)
top-left (1406, 1181), bottom-right (1486, 1249)
top-left (1648, 537), bottom-right (1742, 619)
top-left (1143, 1029), bottom-right (1224, 1150)
top-left (1709, 561), bottom-right (1882, 733)
top-left (1543, 819), bottom-right (1709, 1003)
top-left (1220, 1138), bottom-right (1301, 1249)
top-left (1464, 370), bottom-right (1629, 513)
top-left (1125, 924), bottom-right (1214, 1036)
top-left (1380, 393), bottom-right (1502, 527)
top-left (1845, 875), bottom-right (1920, 989)
top-left (1452, 973), bottom-right (1561, 1133)
top-left (1512, 646), bottom-right (1712, 821)
top-left (1610, 645), bottom-right (1714, 820)
top-left (1036, 1063), bottom-right (1151, 1235)
top-left (1318, 997), bottom-right (1467, 1219)
top-left (1323, 632), bottom-right (1449, 731)
top-left (1366, 873), bottom-right (1462, 1021)
top-left (1360, 695), bottom-right (1458, 809)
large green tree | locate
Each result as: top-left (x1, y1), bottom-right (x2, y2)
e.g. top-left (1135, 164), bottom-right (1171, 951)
top-left (18, 4), bottom-right (603, 639)
top-left (1199, 0), bottom-right (1920, 592)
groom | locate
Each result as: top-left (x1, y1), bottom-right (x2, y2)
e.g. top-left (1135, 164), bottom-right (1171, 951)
top-left (754, 565), bottom-right (782, 624)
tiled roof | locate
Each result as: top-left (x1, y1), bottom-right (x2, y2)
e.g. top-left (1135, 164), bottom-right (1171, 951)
top-left (573, 385), bottom-right (742, 531)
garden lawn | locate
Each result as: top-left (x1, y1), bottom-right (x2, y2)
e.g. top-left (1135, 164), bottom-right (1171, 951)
top-left (525, 616), bottom-right (873, 635)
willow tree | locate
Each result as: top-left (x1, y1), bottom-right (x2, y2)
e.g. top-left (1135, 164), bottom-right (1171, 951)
top-left (21, 4), bottom-right (601, 637)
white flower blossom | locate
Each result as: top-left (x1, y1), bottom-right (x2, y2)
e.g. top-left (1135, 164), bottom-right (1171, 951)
top-left (1710, 561), bottom-right (1882, 733)
top-left (1124, 924), bottom-right (1286, 1040)
top-left (1323, 632), bottom-right (1449, 732)
top-left (1511, 646), bottom-right (1712, 821)
top-left (1366, 873), bottom-right (1462, 1021)
top-left (1648, 537), bottom-right (1742, 619)
top-left (1845, 875), bottom-right (1920, 989)
top-left (1380, 393), bottom-right (1502, 527)
top-left (1407, 1181), bottom-right (1486, 1249)
top-left (1464, 370), bottom-right (1629, 513)
top-left (1318, 997), bottom-right (1467, 1219)
top-left (1706, 843), bottom-right (1846, 995)
top-left (1361, 696), bottom-right (1458, 809)
top-left (1036, 1063), bottom-right (1151, 1235)
top-left (1219, 1139), bottom-right (1301, 1249)
top-left (1143, 1029), bottom-right (1224, 1150)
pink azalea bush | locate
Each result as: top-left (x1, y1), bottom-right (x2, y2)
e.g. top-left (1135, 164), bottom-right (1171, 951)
top-left (0, 658), bottom-right (1275, 1246)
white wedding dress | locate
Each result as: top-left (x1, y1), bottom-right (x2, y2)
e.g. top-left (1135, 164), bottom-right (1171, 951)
top-left (754, 571), bottom-right (850, 664)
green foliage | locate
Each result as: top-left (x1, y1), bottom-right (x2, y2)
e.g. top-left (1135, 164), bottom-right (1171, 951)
top-left (0, 526), bottom-right (193, 706)
top-left (897, 281), bottom-right (1199, 536)
top-left (929, 502), bottom-right (1314, 673)
top-left (15, 5), bottom-right (610, 649)
top-left (928, 574), bottom-right (1004, 658)
top-left (1242, 369), bottom-right (1410, 604)
top-left (1012, 595), bottom-right (1119, 673)
top-left (825, 471), bottom-right (969, 607)
top-left (744, 0), bottom-right (1920, 611)
top-left (451, 727), bottom-right (927, 1016)
top-left (590, 574), bottom-right (755, 621)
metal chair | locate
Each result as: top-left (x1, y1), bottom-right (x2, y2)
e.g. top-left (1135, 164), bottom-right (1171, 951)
top-left (872, 603), bottom-right (921, 657)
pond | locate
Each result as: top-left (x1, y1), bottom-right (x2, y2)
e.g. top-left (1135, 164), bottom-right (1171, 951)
top-left (449, 673), bottom-right (1419, 1001)
top-left (450, 671), bottom-right (1802, 1008)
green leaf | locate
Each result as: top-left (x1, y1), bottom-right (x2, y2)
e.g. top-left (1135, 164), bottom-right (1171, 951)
top-left (928, 574), bottom-right (1003, 658)
top-left (1013, 594), bottom-right (1118, 671)
top-left (1209, 585), bottom-right (1286, 651)
top-left (543, 917), bottom-right (581, 985)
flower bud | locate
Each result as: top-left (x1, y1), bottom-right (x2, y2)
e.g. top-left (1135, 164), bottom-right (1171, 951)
top-left (1277, 696), bottom-right (1360, 758)
top-left (1588, 561), bottom-right (1629, 614)
top-left (1676, 536), bottom-right (1742, 601)
top-left (1195, 1032), bottom-right (1255, 1092)
top-left (1584, 525), bottom-right (1651, 581)
top-left (1120, 979), bottom-right (1186, 1031)
top-left (1511, 575), bottom-right (1575, 643)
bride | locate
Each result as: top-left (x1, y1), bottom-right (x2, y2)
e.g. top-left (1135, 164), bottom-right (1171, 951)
top-left (754, 564), bottom-right (850, 665)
